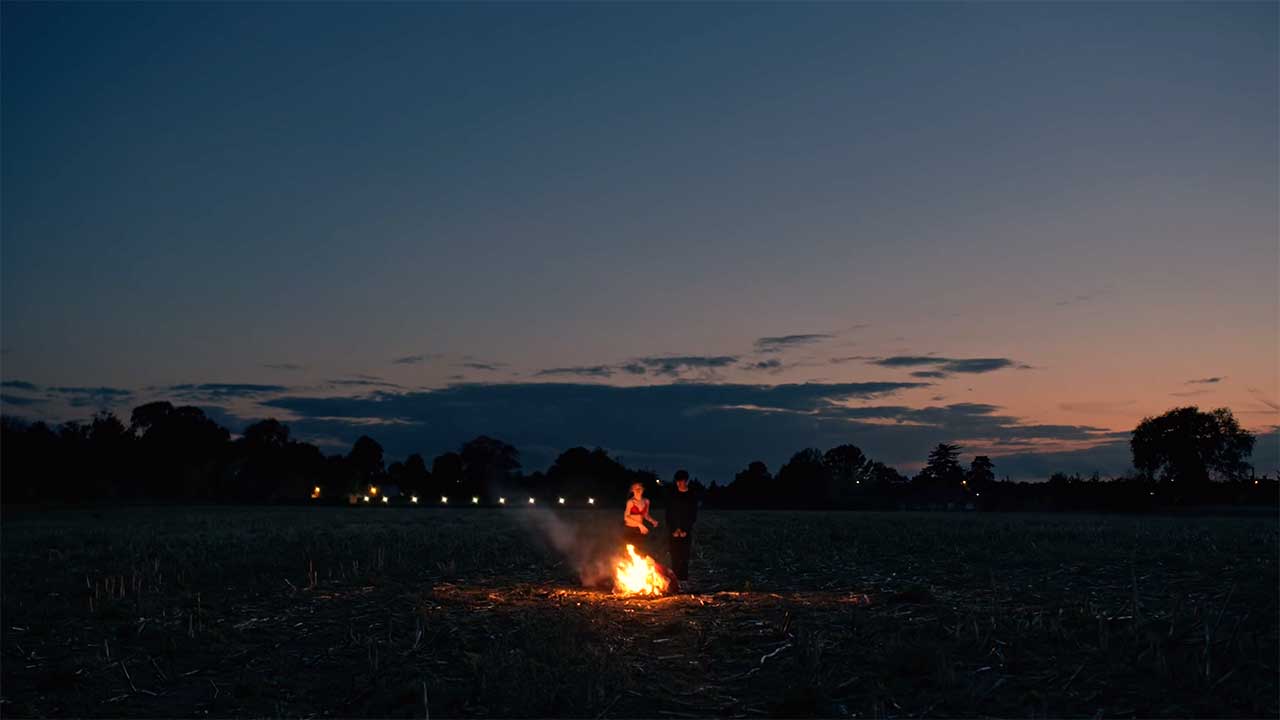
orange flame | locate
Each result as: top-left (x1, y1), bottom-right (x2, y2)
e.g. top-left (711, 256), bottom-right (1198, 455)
top-left (614, 544), bottom-right (670, 596)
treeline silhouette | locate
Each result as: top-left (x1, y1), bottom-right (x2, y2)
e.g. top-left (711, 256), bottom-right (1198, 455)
top-left (1, 401), bottom-right (1273, 511)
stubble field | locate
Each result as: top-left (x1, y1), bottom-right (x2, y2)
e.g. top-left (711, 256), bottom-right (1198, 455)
top-left (2, 506), bottom-right (1276, 718)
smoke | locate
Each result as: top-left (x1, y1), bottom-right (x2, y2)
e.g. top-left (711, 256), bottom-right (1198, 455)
top-left (514, 505), bottom-right (618, 587)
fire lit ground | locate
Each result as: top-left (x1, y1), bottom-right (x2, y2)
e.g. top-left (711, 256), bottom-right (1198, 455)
top-left (2, 507), bottom-right (1276, 718)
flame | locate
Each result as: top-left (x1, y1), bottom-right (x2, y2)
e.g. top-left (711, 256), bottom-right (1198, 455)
top-left (311, 486), bottom-right (321, 499)
top-left (614, 544), bottom-right (670, 596)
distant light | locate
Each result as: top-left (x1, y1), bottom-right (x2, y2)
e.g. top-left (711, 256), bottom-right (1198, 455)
top-left (382, 496), bottom-right (388, 504)
top-left (528, 497), bottom-right (535, 505)
top-left (370, 486), bottom-right (378, 496)
top-left (411, 496), bottom-right (418, 503)
top-left (440, 496), bottom-right (448, 504)
top-left (311, 485), bottom-right (321, 499)
top-left (472, 496), bottom-right (480, 504)
top-left (363, 495), bottom-right (370, 503)
top-left (656, 479), bottom-right (662, 485)
top-left (855, 480), bottom-right (861, 485)
top-left (962, 480), bottom-right (968, 485)
top-left (558, 497), bottom-right (565, 504)
top-left (1150, 491), bottom-right (1155, 496)
top-left (499, 497), bottom-right (506, 504)
top-left (1255, 480), bottom-right (1260, 486)
top-left (588, 497), bottom-right (595, 505)
top-left (975, 492), bottom-right (980, 497)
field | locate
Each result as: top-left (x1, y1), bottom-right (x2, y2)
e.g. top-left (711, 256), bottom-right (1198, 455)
top-left (2, 507), bottom-right (1276, 718)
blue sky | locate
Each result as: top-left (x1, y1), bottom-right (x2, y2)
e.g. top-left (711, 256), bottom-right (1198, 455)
top-left (3, 2), bottom-right (1276, 479)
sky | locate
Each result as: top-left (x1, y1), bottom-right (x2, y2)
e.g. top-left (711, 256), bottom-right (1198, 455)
top-left (3, 2), bottom-right (1277, 480)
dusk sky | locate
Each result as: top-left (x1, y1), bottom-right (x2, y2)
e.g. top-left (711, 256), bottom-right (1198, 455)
top-left (3, 2), bottom-right (1277, 480)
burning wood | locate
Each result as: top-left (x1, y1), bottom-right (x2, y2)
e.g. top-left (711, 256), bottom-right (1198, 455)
top-left (613, 544), bottom-right (673, 596)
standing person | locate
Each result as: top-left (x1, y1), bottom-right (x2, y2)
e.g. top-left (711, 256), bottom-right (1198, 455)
top-left (623, 481), bottom-right (658, 554)
top-left (666, 469), bottom-right (698, 583)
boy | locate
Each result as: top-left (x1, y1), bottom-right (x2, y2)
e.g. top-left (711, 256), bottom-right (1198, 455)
top-left (665, 469), bottom-right (698, 583)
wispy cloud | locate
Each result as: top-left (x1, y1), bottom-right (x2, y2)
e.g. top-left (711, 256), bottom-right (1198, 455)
top-left (169, 383), bottom-right (288, 401)
top-left (742, 359), bottom-right (784, 373)
top-left (1, 380), bottom-right (40, 391)
top-left (910, 370), bottom-right (949, 379)
top-left (47, 386), bottom-right (134, 408)
top-left (1, 393), bottom-right (45, 407)
top-left (1187, 376), bottom-right (1225, 385)
top-left (633, 355), bottom-right (738, 377)
top-left (263, 363), bottom-right (304, 371)
top-left (754, 334), bottom-right (833, 354)
top-left (461, 362), bottom-right (505, 372)
top-left (536, 365), bottom-right (615, 378)
top-left (327, 378), bottom-right (403, 388)
top-left (871, 355), bottom-right (1021, 377)
top-left (1246, 387), bottom-right (1279, 412)
top-left (392, 353), bottom-right (444, 365)
top-left (1054, 285), bottom-right (1112, 308)
top-left (1059, 400), bottom-right (1136, 413)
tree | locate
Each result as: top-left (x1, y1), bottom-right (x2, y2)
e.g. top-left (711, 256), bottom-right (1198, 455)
top-left (1131, 406), bottom-right (1255, 484)
top-left (243, 419), bottom-right (289, 450)
top-left (918, 443), bottom-right (965, 485)
top-left (399, 453), bottom-right (430, 497)
top-left (431, 452), bottom-right (464, 497)
top-left (130, 403), bottom-right (229, 499)
top-left (546, 446), bottom-right (632, 501)
top-left (348, 436), bottom-right (385, 494)
top-left (776, 448), bottom-right (829, 508)
top-left (823, 444), bottom-right (869, 505)
top-left (967, 455), bottom-right (995, 489)
top-left (459, 436), bottom-right (520, 497)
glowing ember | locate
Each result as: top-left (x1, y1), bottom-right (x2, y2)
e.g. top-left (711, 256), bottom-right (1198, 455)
top-left (311, 486), bottom-right (321, 499)
top-left (614, 544), bottom-right (670, 596)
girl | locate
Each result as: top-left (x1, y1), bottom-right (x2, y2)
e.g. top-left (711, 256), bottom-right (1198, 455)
top-left (622, 481), bottom-right (659, 551)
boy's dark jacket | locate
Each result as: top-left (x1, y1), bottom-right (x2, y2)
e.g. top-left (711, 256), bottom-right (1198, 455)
top-left (665, 487), bottom-right (699, 533)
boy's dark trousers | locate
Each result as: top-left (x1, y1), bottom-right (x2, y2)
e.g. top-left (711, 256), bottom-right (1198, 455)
top-left (668, 533), bottom-right (692, 580)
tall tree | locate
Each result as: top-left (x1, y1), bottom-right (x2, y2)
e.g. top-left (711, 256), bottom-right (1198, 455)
top-left (348, 435), bottom-right (385, 494)
top-left (777, 448), bottom-right (829, 508)
top-left (967, 455), bottom-right (995, 489)
top-left (918, 443), bottom-right (965, 485)
top-left (823, 444), bottom-right (869, 505)
top-left (459, 435), bottom-right (520, 497)
top-left (1131, 406), bottom-right (1255, 483)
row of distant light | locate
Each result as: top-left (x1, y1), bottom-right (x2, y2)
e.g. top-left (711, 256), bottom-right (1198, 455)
top-left (360, 494), bottom-right (597, 505)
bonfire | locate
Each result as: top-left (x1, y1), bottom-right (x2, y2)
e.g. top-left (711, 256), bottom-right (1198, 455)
top-left (613, 544), bottom-right (674, 596)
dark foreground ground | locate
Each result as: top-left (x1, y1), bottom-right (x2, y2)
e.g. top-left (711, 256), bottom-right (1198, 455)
top-left (2, 507), bottom-right (1276, 718)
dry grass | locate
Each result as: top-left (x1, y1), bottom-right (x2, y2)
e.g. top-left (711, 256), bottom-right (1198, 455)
top-left (1, 507), bottom-right (1276, 717)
